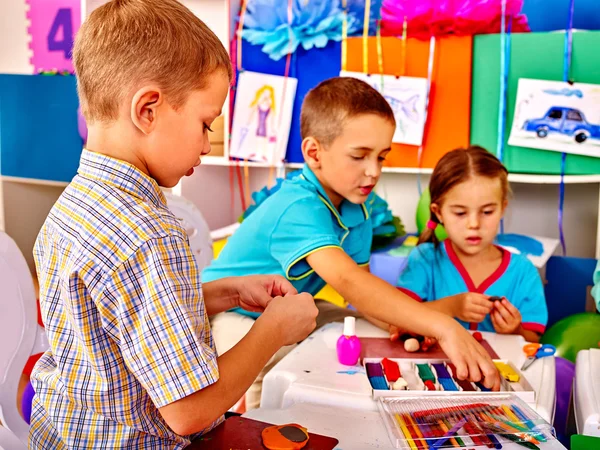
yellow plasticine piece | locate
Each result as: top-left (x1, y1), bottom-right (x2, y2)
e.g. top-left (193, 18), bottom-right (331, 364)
top-left (403, 236), bottom-right (419, 247)
top-left (494, 361), bottom-right (520, 382)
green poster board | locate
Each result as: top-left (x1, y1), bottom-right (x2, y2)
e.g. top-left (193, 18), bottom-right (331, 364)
top-left (471, 31), bottom-right (600, 174)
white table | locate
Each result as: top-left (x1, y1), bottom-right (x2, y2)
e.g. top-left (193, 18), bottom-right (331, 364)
top-left (245, 320), bottom-right (560, 449)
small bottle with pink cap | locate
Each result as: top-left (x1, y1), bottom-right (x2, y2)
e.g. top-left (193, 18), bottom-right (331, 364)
top-left (337, 316), bottom-right (361, 366)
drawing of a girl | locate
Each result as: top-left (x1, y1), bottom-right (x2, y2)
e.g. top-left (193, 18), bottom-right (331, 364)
top-left (246, 85), bottom-right (277, 161)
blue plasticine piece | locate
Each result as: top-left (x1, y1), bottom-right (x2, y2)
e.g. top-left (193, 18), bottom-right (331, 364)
top-left (369, 376), bottom-right (389, 390)
top-left (476, 381), bottom-right (492, 392)
top-left (438, 377), bottom-right (458, 391)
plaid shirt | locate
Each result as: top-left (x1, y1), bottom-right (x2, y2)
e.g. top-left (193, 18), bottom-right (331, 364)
top-left (30, 150), bottom-right (221, 449)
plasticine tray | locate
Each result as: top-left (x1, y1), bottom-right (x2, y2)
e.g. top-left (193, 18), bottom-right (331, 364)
top-left (364, 358), bottom-right (536, 404)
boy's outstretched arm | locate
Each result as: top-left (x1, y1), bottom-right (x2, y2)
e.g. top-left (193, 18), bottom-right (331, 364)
top-left (159, 293), bottom-right (317, 435)
top-left (306, 247), bottom-right (500, 390)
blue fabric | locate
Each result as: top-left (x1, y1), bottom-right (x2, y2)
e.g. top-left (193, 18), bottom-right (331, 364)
top-left (0, 74), bottom-right (82, 182)
top-left (396, 241), bottom-right (548, 333)
top-left (522, 0), bottom-right (600, 32)
top-left (495, 233), bottom-right (543, 257)
top-left (545, 256), bottom-right (597, 328)
top-left (241, 0), bottom-right (382, 61)
top-left (203, 165), bottom-right (373, 318)
top-left (241, 40), bottom-right (342, 162)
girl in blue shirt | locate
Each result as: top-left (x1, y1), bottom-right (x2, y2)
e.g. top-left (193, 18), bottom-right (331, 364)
top-left (396, 146), bottom-right (548, 342)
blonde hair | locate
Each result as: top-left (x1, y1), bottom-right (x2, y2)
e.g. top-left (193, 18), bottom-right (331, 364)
top-left (301, 77), bottom-right (395, 146)
top-left (250, 85), bottom-right (276, 112)
top-left (73, 0), bottom-right (232, 123)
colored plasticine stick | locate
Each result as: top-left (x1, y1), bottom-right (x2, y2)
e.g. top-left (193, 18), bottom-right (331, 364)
top-left (466, 412), bottom-right (495, 449)
top-left (485, 406), bottom-right (529, 433)
top-left (511, 405), bottom-right (547, 442)
top-left (481, 422), bottom-right (539, 450)
top-left (430, 418), bottom-right (467, 450)
top-left (366, 362), bottom-right (384, 377)
top-left (381, 358), bottom-right (401, 382)
top-left (502, 405), bottom-right (522, 424)
top-left (417, 363), bottom-right (436, 382)
top-left (480, 411), bottom-right (539, 446)
top-left (405, 413), bottom-right (428, 450)
top-left (475, 413), bottom-right (503, 449)
top-left (395, 414), bottom-right (419, 450)
top-left (487, 432), bottom-right (503, 449)
top-left (448, 412), bottom-right (466, 447)
top-left (432, 363), bottom-right (451, 378)
top-left (369, 376), bottom-right (389, 390)
top-left (462, 420), bottom-right (486, 448)
top-left (443, 418), bottom-right (464, 448)
top-left (436, 419), bottom-right (459, 448)
top-left (413, 403), bottom-right (489, 419)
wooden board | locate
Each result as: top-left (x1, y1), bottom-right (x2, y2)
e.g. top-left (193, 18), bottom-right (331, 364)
top-left (359, 337), bottom-right (500, 361)
top-left (189, 416), bottom-right (339, 450)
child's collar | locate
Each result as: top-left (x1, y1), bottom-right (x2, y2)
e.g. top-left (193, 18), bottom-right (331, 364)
top-left (300, 165), bottom-right (370, 229)
top-left (78, 149), bottom-right (167, 209)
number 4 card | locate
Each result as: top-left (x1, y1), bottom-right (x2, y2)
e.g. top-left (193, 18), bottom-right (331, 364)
top-left (27, 0), bottom-right (80, 72)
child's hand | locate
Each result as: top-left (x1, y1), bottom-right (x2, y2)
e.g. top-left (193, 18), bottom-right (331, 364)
top-left (259, 293), bottom-right (318, 346)
top-left (389, 325), bottom-right (411, 342)
top-left (234, 275), bottom-right (298, 313)
top-left (437, 319), bottom-right (501, 390)
top-left (452, 293), bottom-right (494, 323)
top-left (491, 298), bottom-right (522, 334)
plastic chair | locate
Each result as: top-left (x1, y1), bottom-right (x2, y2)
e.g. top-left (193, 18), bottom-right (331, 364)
top-left (164, 192), bottom-right (213, 272)
top-left (0, 425), bottom-right (26, 450)
top-left (0, 232), bottom-right (48, 445)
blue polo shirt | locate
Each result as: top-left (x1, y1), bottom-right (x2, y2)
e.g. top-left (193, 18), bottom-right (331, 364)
top-left (396, 240), bottom-right (548, 334)
top-left (202, 166), bottom-right (373, 318)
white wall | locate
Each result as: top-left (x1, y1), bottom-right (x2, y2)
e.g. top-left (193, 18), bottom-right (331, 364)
top-left (0, 0), bottom-right (33, 74)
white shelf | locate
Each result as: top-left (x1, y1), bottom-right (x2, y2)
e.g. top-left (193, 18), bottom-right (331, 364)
top-left (199, 158), bottom-right (600, 184)
top-left (507, 173), bottom-right (600, 184)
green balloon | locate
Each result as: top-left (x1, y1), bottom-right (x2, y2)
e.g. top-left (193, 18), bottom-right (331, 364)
top-left (541, 313), bottom-right (600, 363)
top-left (415, 188), bottom-right (448, 241)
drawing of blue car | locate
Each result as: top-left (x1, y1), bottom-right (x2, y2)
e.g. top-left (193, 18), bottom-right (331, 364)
top-left (522, 106), bottom-right (600, 143)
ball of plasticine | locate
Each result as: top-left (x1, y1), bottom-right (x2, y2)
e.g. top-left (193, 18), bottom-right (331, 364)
top-left (392, 378), bottom-right (408, 390)
top-left (404, 338), bottom-right (420, 352)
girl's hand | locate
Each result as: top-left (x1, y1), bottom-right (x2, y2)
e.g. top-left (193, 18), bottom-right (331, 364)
top-left (491, 298), bottom-right (522, 334)
top-left (452, 293), bottom-right (494, 323)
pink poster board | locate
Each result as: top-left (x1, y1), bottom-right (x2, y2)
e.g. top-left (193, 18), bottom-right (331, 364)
top-left (27, 0), bottom-right (81, 72)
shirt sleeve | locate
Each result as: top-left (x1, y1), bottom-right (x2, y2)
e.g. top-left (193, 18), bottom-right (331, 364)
top-left (514, 259), bottom-right (548, 334)
top-left (100, 236), bottom-right (219, 408)
top-left (395, 246), bottom-right (433, 302)
top-left (270, 198), bottom-right (341, 280)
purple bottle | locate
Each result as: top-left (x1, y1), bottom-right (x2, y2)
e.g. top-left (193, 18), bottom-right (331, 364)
top-left (337, 317), bottom-right (362, 366)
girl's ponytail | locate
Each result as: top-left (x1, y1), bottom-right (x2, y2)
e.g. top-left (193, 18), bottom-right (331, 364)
top-left (417, 215), bottom-right (442, 246)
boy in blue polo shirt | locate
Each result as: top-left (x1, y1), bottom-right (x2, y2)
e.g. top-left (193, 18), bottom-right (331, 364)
top-left (203, 77), bottom-right (500, 409)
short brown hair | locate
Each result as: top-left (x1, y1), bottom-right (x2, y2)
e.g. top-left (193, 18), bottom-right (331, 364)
top-left (73, 0), bottom-right (232, 123)
top-left (300, 77), bottom-right (395, 146)
top-left (419, 145), bottom-right (510, 246)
